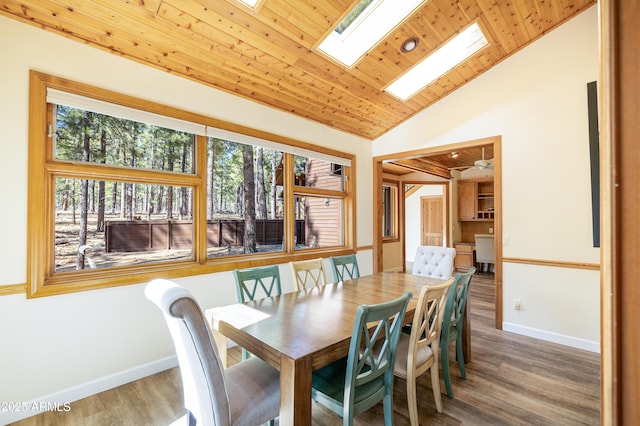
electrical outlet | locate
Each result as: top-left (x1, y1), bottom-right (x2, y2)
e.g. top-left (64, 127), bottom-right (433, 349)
top-left (489, 227), bottom-right (493, 234)
top-left (514, 299), bottom-right (522, 311)
top-left (503, 235), bottom-right (510, 246)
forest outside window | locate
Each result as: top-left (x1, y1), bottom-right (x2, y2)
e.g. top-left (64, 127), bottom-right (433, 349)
top-left (205, 138), bottom-right (285, 257)
top-left (28, 72), bottom-right (355, 297)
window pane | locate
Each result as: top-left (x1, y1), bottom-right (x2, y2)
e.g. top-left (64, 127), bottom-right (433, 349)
top-left (294, 155), bottom-right (345, 191)
top-left (206, 138), bottom-right (285, 257)
top-left (53, 105), bottom-right (195, 174)
top-left (294, 196), bottom-right (343, 249)
top-left (54, 178), bottom-right (193, 272)
top-left (382, 185), bottom-right (396, 237)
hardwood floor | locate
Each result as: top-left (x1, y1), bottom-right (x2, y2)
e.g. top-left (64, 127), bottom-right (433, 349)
top-left (11, 273), bottom-right (600, 425)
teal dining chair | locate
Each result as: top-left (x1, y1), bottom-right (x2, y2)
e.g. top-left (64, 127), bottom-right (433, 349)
top-left (233, 265), bottom-right (282, 360)
top-left (311, 291), bottom-right (412, 426)
top-left (440, 266), bottom-right (476, 398)
top-left (329, 254), bottom-right (360, 282)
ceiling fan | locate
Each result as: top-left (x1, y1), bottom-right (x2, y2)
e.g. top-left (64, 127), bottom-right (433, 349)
top-left (473, 147), bottom-right (494, 170)
top-left (449, 147), bottom-right (494, 171)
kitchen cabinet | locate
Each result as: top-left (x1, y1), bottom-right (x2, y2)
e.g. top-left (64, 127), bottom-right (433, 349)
top-left (454, 243), bottom-right (474, 271)
top-left (458, 179), bottom-right (494, 221)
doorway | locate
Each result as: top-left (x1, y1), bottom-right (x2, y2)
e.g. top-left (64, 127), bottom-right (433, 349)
top-left (373, 135), bottom-right (502, 328)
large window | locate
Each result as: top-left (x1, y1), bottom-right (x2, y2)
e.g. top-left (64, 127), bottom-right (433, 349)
top-left (28, 72), bottom-right (354, 297)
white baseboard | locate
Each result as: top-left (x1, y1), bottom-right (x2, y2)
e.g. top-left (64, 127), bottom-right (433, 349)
top-left (0, 355), bottom-right (178, 424)
top-left (502, 322), bottom-right (600, 353)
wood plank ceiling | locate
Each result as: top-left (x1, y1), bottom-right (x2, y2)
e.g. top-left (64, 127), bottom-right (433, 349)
top-left (1, 0), bottom-right (593, 175)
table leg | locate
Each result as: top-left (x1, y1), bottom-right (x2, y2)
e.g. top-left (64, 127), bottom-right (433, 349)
top-left (279, 355), bottom-right (312, 425)
top-left (211, 328), bottom-right (229, 369)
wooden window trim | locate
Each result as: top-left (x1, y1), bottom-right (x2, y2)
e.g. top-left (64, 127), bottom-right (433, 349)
top-left (27, 71), bottom-right (356, 298)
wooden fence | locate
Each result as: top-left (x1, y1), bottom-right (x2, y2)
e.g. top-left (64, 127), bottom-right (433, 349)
top-left (105, 219), bottom-right (305, 252)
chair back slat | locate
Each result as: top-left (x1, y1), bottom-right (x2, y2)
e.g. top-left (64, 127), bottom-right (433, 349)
top-left (329, 254), bottom-right (360, 282)
top-left (233, 265), bottom-right (282, 303)
top-left (290, 258), bottom-right (326, 291)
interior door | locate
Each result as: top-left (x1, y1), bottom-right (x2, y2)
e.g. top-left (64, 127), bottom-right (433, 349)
top-left (421, 195), bottom-right (444, 246)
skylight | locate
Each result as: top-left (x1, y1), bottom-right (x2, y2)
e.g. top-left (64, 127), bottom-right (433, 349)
top-left (386, 23), bottom-right (488, 101)
top-left (237, 0), bottom-right (260, 8)
top-left (318, 0), bottom-right (426, 67)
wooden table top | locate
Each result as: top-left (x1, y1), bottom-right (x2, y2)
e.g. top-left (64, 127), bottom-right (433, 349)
top-left (206, 271), bottom-right (451, 424)
top-left (208, 271), bottom-right (446, 371)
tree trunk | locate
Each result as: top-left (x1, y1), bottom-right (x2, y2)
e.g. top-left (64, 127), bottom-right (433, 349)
top-left (242, 144), bottom-right (257, 253)
top-left (120, 183), bottom-right (127, 219)
top-left (166, 144), bottom-right (175, 219)
top-left (96, 129), bottom-right (106, 232)
top-left (207, 142), bottom-right (215, 219)
top-left (89, 181), bottom-right (95, 214)
top-left (130, 125), bottom-right (137, 218)
top-left (72, 183), bottom-right (77, 225)
top-left (62, 180), bottom-right (70, 211)
top-left (111, 181), bottom-right (118, 215)
top-left (157, 185), bottom-right (164, 216)
top-left (256, 147), bottom-right (267, 219)
top-left (271, 153), bottom-right (278, 219)
top-left (180, 142), bottom-right (189, 219)
top-left (76, 112), bottom-right (90, 270)
top-left (236, 185), bottom-right (243, 215)
top-left (120, 146), bottom-right (128, 219)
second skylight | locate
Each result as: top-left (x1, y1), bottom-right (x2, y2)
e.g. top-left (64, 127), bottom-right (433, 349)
top-left (386, 23), bottom-right (488, 101)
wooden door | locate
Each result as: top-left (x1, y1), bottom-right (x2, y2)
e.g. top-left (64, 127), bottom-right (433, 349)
top-left (421, 196), bottom-right (443, 246)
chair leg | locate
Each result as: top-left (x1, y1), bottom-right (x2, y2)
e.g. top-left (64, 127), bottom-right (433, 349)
top-left (383, 391), bottom-right (393, 426)
top-left (456, 331), bottom-right (467, 380)
top-left (441, 345), bottom-right (454, 398)
top-left (407, 376), bottom-right (419, 425)
top-left (430, 364), bottom-right (444, 413)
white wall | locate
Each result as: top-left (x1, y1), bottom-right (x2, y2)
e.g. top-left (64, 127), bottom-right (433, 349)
top-left (374, 6), bottom-right (600, 352)
top-left (405, 185), bottom-right (445, 262)
top-left (0, 16), bottom-right (372, 423)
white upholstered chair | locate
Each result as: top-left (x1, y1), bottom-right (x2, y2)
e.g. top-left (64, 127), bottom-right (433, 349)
top-left (412, 246), bottom-right (456, 280)
top-left (145, 279), bottom-right (280, 426)
top-left (474, 234), bottom-right (495, 273)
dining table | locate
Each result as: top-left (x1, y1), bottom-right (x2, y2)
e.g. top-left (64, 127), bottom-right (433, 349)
top-left (205, 271), bottom-right (464, 425)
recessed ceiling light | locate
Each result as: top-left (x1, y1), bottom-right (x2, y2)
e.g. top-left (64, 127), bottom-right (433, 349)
top-left (401, 37), bottom-right (419, 53)
top-left (386, 22), bottom-right (488, 101)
